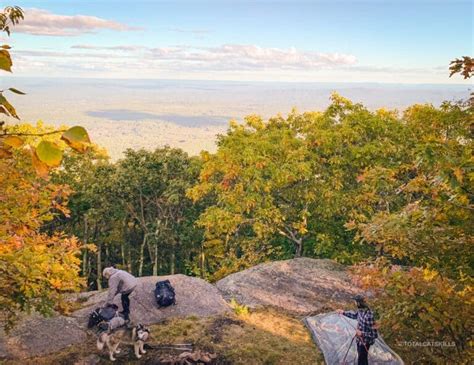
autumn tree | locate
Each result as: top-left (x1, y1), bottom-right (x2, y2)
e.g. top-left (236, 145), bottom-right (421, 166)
top-left (0, 6), bottom-right (90, 329)
top-left (111, 148), bottom-right (202, 277)
top-left (349, 101), bottom-right (472, 361)
top-left (296, 95), bottom-right (408, 262)
top-left (53, 147), bottom-right (205, 287)
top-left (0, 125), bottom-right (84, 330)
top-left (351, 102), bottom-right (472, 276)
top-left (187, 95), bottom-right (413, 279)
top-left (187, 114), bottom-right (320, 279)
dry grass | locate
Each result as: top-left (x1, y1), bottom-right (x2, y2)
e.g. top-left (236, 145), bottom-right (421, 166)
top-left (152, 308), bottom-right (324, 365)
top-left (3, 308), bottom-right (324, 365)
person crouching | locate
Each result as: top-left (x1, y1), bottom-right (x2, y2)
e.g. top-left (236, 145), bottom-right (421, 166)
top-left (103, 267), bottom-right (138, 321)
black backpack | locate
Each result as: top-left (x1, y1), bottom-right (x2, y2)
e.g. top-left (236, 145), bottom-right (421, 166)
top-left (154, 280), bottom-right (176, 307)
top-left (87, 303), bottom-right (119, 328)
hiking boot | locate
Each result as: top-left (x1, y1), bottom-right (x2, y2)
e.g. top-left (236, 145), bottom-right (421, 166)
top-left (119, 311), bottom-right (130, 321)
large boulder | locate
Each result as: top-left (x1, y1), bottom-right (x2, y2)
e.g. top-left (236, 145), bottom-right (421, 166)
top-left (0, 314), bottom-right (86, 360)
top-left (216, 258), bottom-right (358, 315)
top-left (72, 274), bottom-right (230, 327)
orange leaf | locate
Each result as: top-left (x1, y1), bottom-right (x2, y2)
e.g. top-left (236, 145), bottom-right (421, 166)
top-left (30, 147), bottom-right (49, 178)
top-left (2, 135), bottom-right (24, 148)
top-left (453, 168), bottom-right (463, 183)
top-left (61, 126), bottom-right (90, 153)
top-left (0, 146), bottom-right (12, 158)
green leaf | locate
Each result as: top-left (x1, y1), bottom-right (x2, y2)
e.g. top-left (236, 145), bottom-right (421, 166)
top-left (8, 88), bottom-right (26, 95)
top-left (35, 141), bottom-right (63, 167)
top-left (0, 94), bottom-right (19, 119)
top-left (0, 49), bottom-right (12, 72)
top-left (61, 126), bottom-right (90, 152)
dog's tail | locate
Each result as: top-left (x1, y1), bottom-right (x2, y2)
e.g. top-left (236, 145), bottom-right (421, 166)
top-left (97, 333), bottom-right (107, 350)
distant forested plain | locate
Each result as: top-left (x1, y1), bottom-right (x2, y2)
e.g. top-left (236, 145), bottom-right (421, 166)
top-left (5, 77), bottom-right (470, 158)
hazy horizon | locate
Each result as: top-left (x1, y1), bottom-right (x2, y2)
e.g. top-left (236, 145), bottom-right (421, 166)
top-left (9, 75), bottom-right (472, 86)
top-left (3, 77), bottom-right (470, 160)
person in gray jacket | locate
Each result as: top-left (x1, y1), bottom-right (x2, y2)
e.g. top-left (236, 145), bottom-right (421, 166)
top-left (103, 267), bottom-right (138, 320)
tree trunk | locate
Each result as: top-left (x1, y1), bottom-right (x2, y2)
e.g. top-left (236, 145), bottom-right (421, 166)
top-left (127, 245), bottom-right (132, 273)
top-left (82, 216), bottom-right (89, 279)
top-left (121, 241), bottom-right (126, 267)
top-left (146, 238), bottom-right (155, 275)
top-left (153, 242), bottom-right (158, 276)
top-left (170, 240), bottom-right (176, 275)
top-left (200, 245), bottom-right (206, 278)
top-left (96, 241), bottom-right (102, 290)
top-left (280, 227), bottom-right (304, 258)
top-left (105, 244), bottom-right (110, 266)
top-left (82, 249), bottom-right (88, 275)
top-left (295, 238), bottom-right (303, 257)
top-left (138, 234), bottom-right (146, 277)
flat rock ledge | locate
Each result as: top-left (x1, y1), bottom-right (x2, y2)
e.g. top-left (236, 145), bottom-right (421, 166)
top-left (216, 258), bottom-right (358, 315)
top-left (0, 314), bottom-right (86, 360)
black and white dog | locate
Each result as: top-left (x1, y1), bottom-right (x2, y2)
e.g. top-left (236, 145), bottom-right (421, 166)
top-left (88, 304), bottom-right (150, 361)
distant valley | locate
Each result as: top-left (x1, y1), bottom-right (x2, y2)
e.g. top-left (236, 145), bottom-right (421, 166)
top-left (3, 77), bottom-right (470, 160)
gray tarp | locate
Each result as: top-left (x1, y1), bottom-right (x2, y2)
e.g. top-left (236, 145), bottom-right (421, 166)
top-left (304, 312), bottom-right (404, 365)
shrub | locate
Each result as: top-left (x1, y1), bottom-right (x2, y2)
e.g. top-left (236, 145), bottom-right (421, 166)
top-left (353, 261), bottom-right (473, 363)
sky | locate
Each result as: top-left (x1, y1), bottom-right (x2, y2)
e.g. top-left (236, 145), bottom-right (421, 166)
top-left (4, 0), bottom-right (473, 83)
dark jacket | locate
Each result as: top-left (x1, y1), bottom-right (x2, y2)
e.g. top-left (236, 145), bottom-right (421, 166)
top-left (343, 308), bottom-right (378, 345)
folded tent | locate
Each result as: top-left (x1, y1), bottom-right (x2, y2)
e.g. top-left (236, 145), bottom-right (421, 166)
top-left (304, 312), bottom-right (404, 365)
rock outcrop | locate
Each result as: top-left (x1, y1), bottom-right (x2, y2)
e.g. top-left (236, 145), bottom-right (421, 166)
top-left (0, 314), bottom-right (87, 360)
top-left (216, 258), bottom-right (358, 314)
top-left (0, 274), bottom-right (230, 360)
top-left (0, 258), bottom-right (356, 360)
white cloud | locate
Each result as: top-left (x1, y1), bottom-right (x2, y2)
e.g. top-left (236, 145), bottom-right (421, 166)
top-left (17, 43), bottom-right (456, 83)
top-left (71, 44), bottom-right (146, 52)
top-left (148, 44), bottom-right (357, 70)
top-left (64, 43), bottom-right (357, 71)
top-left (14, 8), bottom-right (138, 36)
top-left (15, 49), bottom-right (133, 59)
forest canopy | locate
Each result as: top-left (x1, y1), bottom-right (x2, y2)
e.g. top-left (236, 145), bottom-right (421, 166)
top-left (29, 93), bottom-right (469, 285)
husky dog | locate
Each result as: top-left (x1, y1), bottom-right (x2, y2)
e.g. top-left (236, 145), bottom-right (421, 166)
top-left (97, 323), bottom-right (150, 361)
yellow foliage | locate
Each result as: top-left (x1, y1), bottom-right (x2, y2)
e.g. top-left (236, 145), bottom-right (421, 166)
top-left (0, 145), bottom-right (83, 330)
